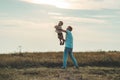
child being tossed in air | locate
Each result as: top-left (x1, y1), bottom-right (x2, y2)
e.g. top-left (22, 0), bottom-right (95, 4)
top-left (54, 21), bottom-right (65, 45)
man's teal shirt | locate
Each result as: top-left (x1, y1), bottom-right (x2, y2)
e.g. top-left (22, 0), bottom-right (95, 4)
top-left (65, 30), bottom-right (73, 48)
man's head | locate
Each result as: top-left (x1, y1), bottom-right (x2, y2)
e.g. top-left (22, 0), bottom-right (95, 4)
top-left (67, 26), bottom-right (72, 31)
top-left (58, 21), bottom-right (63, 26)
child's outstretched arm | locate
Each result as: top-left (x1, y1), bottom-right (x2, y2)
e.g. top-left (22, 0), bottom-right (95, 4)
top-left (54, 25), bottom-right (57, 28)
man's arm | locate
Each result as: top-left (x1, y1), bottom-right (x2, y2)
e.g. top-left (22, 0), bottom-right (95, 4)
top-left (59, 29), bottom-right (67, 33)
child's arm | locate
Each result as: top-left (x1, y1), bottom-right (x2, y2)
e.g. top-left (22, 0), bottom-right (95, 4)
top-left (54, 25), bottom-right (57, 29)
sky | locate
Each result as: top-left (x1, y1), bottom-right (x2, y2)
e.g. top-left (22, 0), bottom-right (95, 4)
top-left (0, 0), bottom-right (120, 53)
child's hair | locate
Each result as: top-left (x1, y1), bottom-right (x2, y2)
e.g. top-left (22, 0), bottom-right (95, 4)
top-left (58, 21), bottom-right (63, 26)
top-left (68, 26), bottom-right (72, 31)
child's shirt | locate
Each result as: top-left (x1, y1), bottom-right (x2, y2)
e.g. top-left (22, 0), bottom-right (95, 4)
top-left (54, 25), bottom-right (62, 33)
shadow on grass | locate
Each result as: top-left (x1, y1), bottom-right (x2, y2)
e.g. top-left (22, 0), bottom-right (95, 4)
top-left (0, 62), bottom-right (62, 69)
top-left (79, 61), bottom-right (120, 67)
top-left (0, 60), bottom-right (120, 69)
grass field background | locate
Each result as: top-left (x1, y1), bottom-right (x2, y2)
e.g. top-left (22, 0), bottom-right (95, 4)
top-left (0, 51), bottom-right (120, 80)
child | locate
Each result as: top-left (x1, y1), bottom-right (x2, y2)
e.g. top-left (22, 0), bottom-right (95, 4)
top-left (54, 21), bottom-right (65, 45)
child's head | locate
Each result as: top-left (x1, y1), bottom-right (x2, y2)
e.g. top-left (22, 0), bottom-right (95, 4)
top-left (67, 26), bottom-right (72, 31)
top-left (58, 21), bottom-right (63, 26)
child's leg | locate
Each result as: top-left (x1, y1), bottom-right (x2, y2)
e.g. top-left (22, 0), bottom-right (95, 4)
top-left (58, 33), bottom-right (62, 45)
top-left (58, 33), bottom-right (64, 45)
top-left (59, 38), bottom-right (63, 45)
top-left (62, 38), bottom-right (65, 45)
top-left (60, 33), bottom-right (65, 45)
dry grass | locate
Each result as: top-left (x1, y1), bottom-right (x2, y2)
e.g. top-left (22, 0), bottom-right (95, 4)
top-left (0, 51), bottom-right (120, 80)
top-left (0, 51), bottom-right (120, 68)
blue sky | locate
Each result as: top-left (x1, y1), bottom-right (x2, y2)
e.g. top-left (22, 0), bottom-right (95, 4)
top-left (0, 0), bottom-right (120, 53)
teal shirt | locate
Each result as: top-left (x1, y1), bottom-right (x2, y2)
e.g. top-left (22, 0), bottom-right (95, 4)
top-left (65, 30), bottom-right (73, 48)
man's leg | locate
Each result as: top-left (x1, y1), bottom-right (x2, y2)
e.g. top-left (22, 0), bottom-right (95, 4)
top-left (69, 49), bottom-right (78, 67)
top-left (62, 47), bottom-right (68, 68)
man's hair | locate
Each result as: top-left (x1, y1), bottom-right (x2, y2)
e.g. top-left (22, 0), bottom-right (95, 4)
top-left (68, 26), bottom-right (72, 31)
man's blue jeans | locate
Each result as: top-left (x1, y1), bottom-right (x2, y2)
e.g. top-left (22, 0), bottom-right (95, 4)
top-left (63, 47), bottom-right (78, 68)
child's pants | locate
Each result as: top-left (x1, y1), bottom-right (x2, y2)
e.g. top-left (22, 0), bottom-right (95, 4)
top-left (63, 47), bottom-right (78, 68)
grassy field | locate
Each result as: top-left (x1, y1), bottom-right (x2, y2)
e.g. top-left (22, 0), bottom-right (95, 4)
top-left (0, 51), bottom-right (120, 80)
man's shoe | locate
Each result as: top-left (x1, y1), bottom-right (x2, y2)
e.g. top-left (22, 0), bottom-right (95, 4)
top-left (61, 66), bottom-right (66, 69)
top-left (75, 66), bottom-right (79, 69)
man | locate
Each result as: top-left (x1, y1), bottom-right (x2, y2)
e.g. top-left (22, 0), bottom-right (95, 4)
top-left (60, 26), bottom-right (79, 69)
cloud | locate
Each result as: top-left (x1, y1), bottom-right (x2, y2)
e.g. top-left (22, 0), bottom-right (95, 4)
top-left (0, 19), bottom-right (38, 29)
top-left (51, 16), bottom-right (106, 24)
top-left (0, 13), bottom-right (7, 16)
top-left (67, 0), bottom-right (120, 10)
top-left (0, 19), bottom-right (53, 29)
top-left (48, 12), bottom-right (62, 16)
top-left (91, 15), bottom-right (115, 18)
top-left (0, 19), bottom-right (54, 38)
top-left (73, 25), bottom-right (120, 48)
top-left (0, 19), bottom-right (55, 40)
top-left (21, 0), bottom-right (69, 9)
top-left (116, 11), bottom-right (120, 14)
top-left (20, 0), bottom-right (120, 10)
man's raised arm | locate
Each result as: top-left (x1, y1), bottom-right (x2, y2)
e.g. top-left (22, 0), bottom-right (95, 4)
top-left (59, 29), bottom-right (67, 33)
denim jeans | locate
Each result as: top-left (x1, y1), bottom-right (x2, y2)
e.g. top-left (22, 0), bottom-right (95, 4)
top-left (63, 47), bottom-right (78, 68)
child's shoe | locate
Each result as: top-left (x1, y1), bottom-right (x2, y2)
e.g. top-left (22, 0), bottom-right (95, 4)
top-left (62, 39), bottom-right (65, 45)
top-left (60, 42), bottom-right (62, 45)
